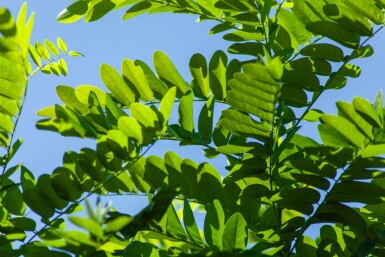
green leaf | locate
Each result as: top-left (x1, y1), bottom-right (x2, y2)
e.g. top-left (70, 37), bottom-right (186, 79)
top-left (105, 215), bottom-right (133, 234)
top-left (56, 85), bottom-right (88, 114)
top-left (37, 174), bottom-right (68, 210)
top-left (271, 187), bottom-right (320, 215)
top-left (44, 39), bottom-right (59, 56)
top-left (292, 0), bottom-right (322, 25)
top-left (57, 37), bottom-right (68, 52)
top-left (58, 59), bottom-right (68, 76)
top-left (323, 4), bottom-right (372, 36)
top-left (320, 114), bottom-right (367, 148)
top-left (299, 43), bottom-right (344, 62)
top-left (318, 124), bottom-right (351, 148)
top-left (122, 59), bottom-right (153, 101)
top-left (279, 85), bottom-right (308, 107)
top-left (209, 50), bottom-right (228, 100)
top-left (282, 69), bottom-right (320, 91)
top-left (204, 199), bottom-right (225, 250)
top-left (314, 202), bottom-right (366, 227)
top-left (228, 42), bottom-right (264, 57)
top-left (50, 167), bottom-right (83, 202)
top-left (143, 155), bottom-right (168, 189)
top-left (198, 96), bottom-right (215, 144)
top-left (242, 63), bottom-right (277, 85)
top-left (2, 179), bottom-right (25, 215)
top-left (100, 63), bottom-right (135, 106)
top-left (130, 102), bottom-right (160, 132)
top-left (0, 8), bottom-right (16, 36)
top-left (222, 212), bottom-right (247, 251)
top-left (20, 166), bottom-right (35, 191)
top-left (135, 60), bottom-right (168, 100)
top-left (220, 109), bottom-right (271, 141)
top-left (228, 90), bottom-right (275, 121)
top-left (280, 170), bottom-right (330, 190)
top-left (166, 204), bottom-right (189, 241)
top-left (351, 45), bottom-right (374, 59)
top-left (336, 101), bottom-right (373, 139)
top-left (339, 64), bottom-right (361, 78)
top-left (49, 62), bottom-right (60, 76)
top-left (325, 76), bottom-right (347, 89)
top-left (303, 109), bottom-right (323, 122)
top-left (341, 0), bottom-right (384, 24)
top-left (209, 23), bottom-right (234, 35)
top-left (11, 217), bottom-right (36, 231)
top-left (69, 217), bottom-right (104, 238)
top-left (123, 1), bottom-right (152, 20)
top-left (127, 156), bottom-right (151, 192)
top-left (286, 57), bottom-right (332, 76)
top-left (28, 44), bottom-right (41, 67)
top-left (35, 42), bottom-right (50, 60)
top-left (23, 188), bottom-right (55, 219)
top-left (84, 0), bottom-right (116, 22)
top-left (328, 181), bottom-right (385, 204)
top-left (277, 9), bottom-right (312, 45)
top-left (153, 51), bottom-right (189, 97)
top-left (6, 138), bottom-right (22, 163)
top-left (353, 97), bottom-right (382, 128)
top-left (183, 200), bottom-right (204, 246)
top-left (178, 91), bottom-right (194, 139)
top-left (159, 87), bottom-right (176, 132)
top-left (229, 73), bottom-right (277, 102)
top-left (75, 84), bottom-right (106, 108)
top-left (118, 116), bottom-right (143, 145)
top-left (57, 1), bottom-right (89, 23)
top-left (189, 53), bottom-right (210, 98)
top-left (306, 21), bottom-right (360, 49)
top-left (68, 50), bottom-right (84, 57)
top-left (107, 129), bottom-right (137, 161)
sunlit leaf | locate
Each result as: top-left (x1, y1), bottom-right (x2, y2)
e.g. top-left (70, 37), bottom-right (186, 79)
top-left (204, 199), bottom-right (224, 250)
top-left (222, 212), bottom-right (247, 251)
top-left (153, 51), bottom-right (189, 97)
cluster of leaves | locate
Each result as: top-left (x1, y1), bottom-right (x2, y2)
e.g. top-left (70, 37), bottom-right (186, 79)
top-left (0, 3), bottom-right (84, 257)
top-left (2, 0), bottom-right (385, 257)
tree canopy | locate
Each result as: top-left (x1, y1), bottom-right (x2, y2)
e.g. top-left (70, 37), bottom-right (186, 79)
top-left (1, 0), bottom-right (385, 256)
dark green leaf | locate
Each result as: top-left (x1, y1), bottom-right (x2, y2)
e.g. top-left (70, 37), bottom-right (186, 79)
top-left (314, 202), bottom-right (367, 227)
top-left (306, 21), bottom-right (360, 48)
top-left (300, 43), bottom-right (344, 62)
top-left (23, 188), bottom-right (55, 219)
top-left (51, 167), bottom-right (83, 201)
top-left (57, 0), bottom-right (89, 23)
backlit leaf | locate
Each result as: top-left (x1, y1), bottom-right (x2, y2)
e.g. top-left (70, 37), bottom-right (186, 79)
top-left (100, 63), bottom-right (135, 106)
top-left (153, 51), bottom-right (189, 97)
top-left (222, 212), bottom-right (247, 251)
top-left (204, 199), bottom-right (225, 250)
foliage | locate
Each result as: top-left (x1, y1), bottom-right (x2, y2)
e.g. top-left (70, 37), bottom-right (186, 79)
top-left (1, 0), bottom-right (385, 256)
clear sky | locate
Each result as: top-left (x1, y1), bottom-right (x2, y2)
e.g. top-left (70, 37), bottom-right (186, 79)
top-left (4, 1), bottom-right (385, 217)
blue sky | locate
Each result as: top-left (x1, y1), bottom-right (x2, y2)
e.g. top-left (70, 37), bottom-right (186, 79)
top-left (4, 1), bottom-right (385, 220)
